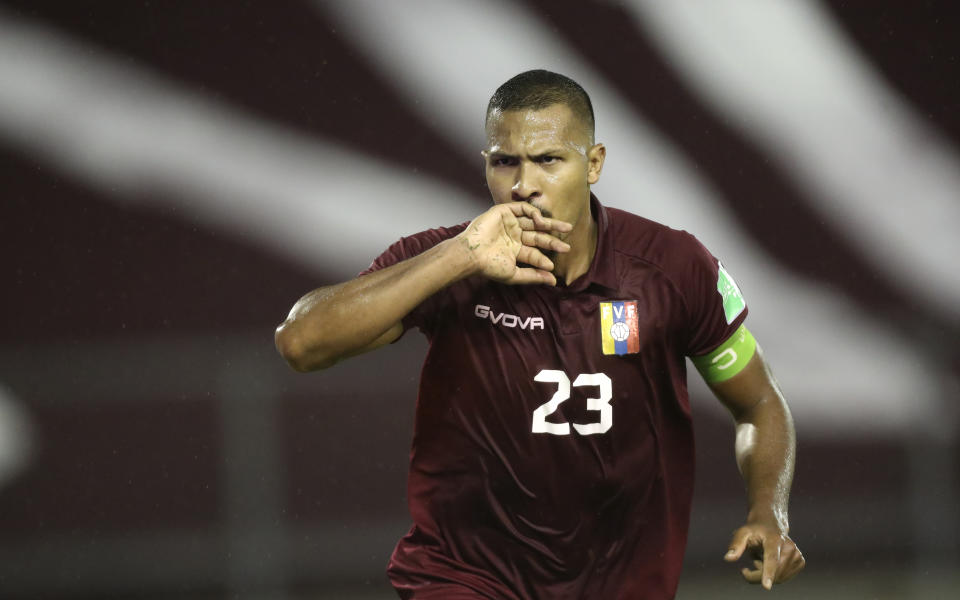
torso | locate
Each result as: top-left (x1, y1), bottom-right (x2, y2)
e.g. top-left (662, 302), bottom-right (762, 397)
top-left (369, 198), bottom-right (744, 599)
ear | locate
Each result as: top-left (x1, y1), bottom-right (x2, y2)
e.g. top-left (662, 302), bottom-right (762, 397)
top-left (587, 143), bottom-right (606, 185)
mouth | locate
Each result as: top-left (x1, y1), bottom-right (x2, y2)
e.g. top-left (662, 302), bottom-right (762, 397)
top-left (530, 200), bottom-right (552, 219)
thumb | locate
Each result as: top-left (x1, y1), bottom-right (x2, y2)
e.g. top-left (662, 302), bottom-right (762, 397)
top-left (725, 529), bottom-right (749, 562)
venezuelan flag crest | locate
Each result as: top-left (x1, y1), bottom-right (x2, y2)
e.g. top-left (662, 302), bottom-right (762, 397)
top-left (599, 300), bottom-right (640, 356)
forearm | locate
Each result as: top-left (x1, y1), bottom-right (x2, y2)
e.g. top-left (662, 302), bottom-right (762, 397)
top-left (710, 342), bottom-right (805, 584)
top-left (275, 236), bottom-right (475, 371)
top-left (735, 385), bottom-right (796, 531)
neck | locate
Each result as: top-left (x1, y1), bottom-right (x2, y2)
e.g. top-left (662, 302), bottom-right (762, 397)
top-left (553, 205), bottom-right (598, 286)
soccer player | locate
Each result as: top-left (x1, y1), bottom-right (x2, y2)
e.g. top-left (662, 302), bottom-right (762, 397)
top-left (275, 70), bottom-right (804, 599)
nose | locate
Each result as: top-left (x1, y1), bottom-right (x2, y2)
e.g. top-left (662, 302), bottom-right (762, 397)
top-left (511, 162), bottom-right (540, 201)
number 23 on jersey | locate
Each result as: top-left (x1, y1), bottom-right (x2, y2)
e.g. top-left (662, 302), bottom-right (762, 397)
top-left (532, 370), bottom-right (613, 436)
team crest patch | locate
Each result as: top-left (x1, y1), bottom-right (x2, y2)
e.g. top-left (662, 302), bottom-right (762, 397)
top-left (599, 301), bottom-right (640, 356)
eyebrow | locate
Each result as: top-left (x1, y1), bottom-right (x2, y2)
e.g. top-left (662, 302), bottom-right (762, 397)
top-left (487, 148), bottom-right (567, 159)
top-left (531, 149), bottom-right (566, 158)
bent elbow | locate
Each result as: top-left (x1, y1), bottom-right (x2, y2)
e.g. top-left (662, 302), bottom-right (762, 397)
top-left (274, 323), bottom-right (305, 370)
top-left (274, 322), bottom-right (333, 372)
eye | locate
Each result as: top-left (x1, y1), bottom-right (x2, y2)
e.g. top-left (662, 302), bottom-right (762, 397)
top-left (539, 156), bottom-right (559, 165)
top-left (491, 156), bottom-right (516, 167)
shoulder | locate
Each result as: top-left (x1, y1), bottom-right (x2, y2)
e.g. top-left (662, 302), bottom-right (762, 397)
top-left (362, 221), bottom-right (469, 276)
top-left (392, 222), bottom-right (470, 256)
top-left (604, 206), bottom-right (713, 275)
top-left (379, 221), bottom-right (470, 262)
top-left (603, 205), bottom-right (746, 352)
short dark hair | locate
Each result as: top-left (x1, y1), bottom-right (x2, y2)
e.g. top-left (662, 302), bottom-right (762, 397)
top-left (486, 69), bottom-right (595, 141)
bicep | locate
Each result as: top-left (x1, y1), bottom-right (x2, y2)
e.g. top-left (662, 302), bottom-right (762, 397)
top-left (689, 324), bottom-right (780, 419)
top-left (707, 348), bottom-right (780, 419)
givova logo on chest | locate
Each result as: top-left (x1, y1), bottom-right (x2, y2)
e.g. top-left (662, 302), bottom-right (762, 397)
top-left (474, 304), bottom-right (545, 330)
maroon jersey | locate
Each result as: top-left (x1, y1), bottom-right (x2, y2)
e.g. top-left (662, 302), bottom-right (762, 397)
top-left (361, 195), bottom-right (746, 599)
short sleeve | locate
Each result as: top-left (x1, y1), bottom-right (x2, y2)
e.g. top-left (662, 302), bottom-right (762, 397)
top-left (675, 233), bottom-right (749, 357)
top-left (358, 223), bottom-right (468, 337)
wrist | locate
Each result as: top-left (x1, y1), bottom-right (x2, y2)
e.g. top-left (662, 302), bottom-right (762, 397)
top-left (747, 504), bottom-right (790, 534)
top-left (439, 235), bottom-right (482, 281)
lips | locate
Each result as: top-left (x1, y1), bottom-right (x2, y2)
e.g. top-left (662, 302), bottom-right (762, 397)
top-left (530, 200), bottom-right (552, 218)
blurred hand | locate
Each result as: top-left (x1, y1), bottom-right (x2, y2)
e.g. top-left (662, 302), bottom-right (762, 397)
top-left (457, 202), bottom-right (571, 285)
top-left (724, 521), bottom-right (805, 590)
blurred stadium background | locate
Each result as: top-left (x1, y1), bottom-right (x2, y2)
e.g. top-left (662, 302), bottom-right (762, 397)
top-left (1, 1), bottom-right (958, 598)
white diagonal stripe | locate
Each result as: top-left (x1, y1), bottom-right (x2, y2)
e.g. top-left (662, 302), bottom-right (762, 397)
top-left (627, 0), bottom-right (960, 317)
top-left (0, 10), bottom-right (477, 279)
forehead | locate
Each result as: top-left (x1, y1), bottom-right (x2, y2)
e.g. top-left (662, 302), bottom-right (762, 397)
top-left (485, 104), bottom-right (587, 152)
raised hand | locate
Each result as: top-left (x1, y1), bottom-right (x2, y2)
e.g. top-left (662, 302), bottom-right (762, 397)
top-left (724, 521), bottom-right (805, 590)
top-left (457, 202), bottom-right (572, 285)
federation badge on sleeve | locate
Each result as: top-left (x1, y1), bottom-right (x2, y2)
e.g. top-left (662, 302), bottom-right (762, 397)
top-left (716, 261), bottom-right (746, 324)
top-left (599, 301), bottom-right (640, 356)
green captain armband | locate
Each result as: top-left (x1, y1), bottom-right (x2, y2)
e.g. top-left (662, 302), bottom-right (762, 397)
top-left (691, 324), bottom-right (757, 383)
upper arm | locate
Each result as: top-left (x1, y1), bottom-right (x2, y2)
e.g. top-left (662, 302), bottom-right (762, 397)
top-left (707, 346), bottom-right (783, 421)
top-left (358, 226), bottom-right (466, 339)
top-left (691, 324), bottom-right (782, 420)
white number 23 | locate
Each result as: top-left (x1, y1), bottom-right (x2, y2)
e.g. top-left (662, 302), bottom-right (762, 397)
top-left (532, 370), bottom-right (613, 436)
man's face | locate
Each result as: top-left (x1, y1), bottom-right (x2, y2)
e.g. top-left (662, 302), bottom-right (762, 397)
top-left (483, 103), bottom-right (604, 235)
